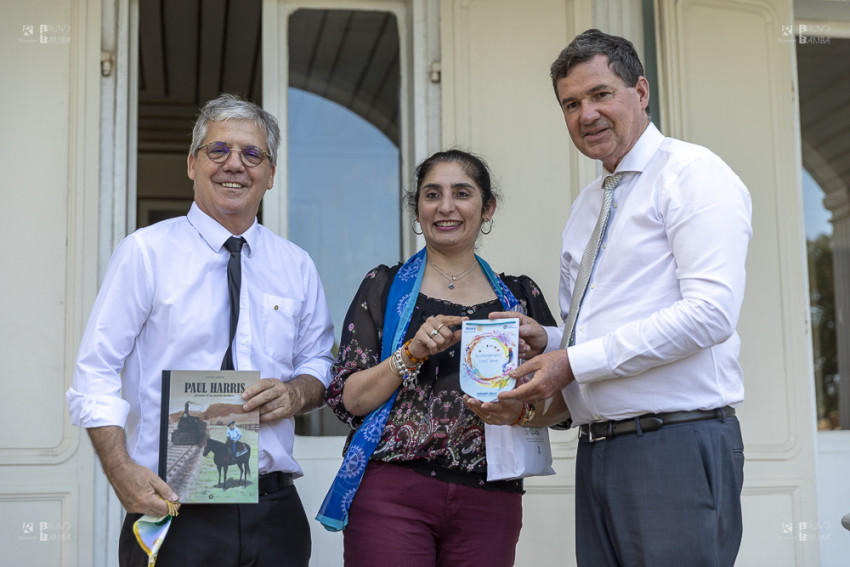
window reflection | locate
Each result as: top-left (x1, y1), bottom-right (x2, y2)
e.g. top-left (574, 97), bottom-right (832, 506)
top-left (288, 9), bottom-right (401, 436)
top-left (803, 170), bottom-right (838, 430)
top-left (798, 37), bottom-right (850, 431)
top-left (288, 86), bottom-right (401, 343)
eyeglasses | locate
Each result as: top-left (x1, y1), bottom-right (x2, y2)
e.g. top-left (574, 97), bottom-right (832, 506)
top-left (198, 141), bottom-right (271, 167)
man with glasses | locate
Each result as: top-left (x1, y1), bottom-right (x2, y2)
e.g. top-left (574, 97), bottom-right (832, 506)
top-left (67, 94), bottom-right (334, 567)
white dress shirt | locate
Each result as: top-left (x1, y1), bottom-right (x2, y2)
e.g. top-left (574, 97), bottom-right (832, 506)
top-left (545, 123), bottom-right (752, 425)
top-left (67, 203), bottom-right (334, 476)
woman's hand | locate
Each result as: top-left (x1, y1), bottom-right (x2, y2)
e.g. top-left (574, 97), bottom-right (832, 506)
top-left (406, 315), bottom-right (467, 360)
top-left (463, 395), bottom-right (524, 426)
top-left (342, 314), bottom-right (464, 417)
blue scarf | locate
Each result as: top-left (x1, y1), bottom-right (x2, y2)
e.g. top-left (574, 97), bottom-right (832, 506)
top-left (315, 248), bottom-right (520, 531)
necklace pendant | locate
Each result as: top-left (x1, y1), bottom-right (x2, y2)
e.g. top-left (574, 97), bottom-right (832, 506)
top-left (448, 283), bottom-right (455, 290)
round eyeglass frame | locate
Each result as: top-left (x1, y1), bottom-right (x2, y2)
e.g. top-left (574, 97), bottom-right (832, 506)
top-left (198, 142), bottom-right (271, 167)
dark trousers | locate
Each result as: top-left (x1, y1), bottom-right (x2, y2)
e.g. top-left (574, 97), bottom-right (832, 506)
top-left (575, 415), bottom-right (744, 567)
top-left (343, 461), bottom-right (522, 567)
top-left (119, 484), bottom-right (310, 567)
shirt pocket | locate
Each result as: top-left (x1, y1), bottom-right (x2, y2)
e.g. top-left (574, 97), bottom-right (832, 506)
top-left (262, 294), bottom-right (300, 363)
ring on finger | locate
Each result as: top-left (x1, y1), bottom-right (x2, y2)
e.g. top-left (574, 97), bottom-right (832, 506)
top-left (429, 329), bottom-right (440, 338)
top-left (435, 324), bottom-right (444, 332)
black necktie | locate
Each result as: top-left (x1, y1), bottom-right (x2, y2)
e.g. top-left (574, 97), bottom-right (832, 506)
top-left (221, 237), bottom-right (246, 370)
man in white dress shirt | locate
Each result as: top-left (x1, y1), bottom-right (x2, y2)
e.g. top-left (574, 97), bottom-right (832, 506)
top-left (67, 94), bottom-right (334, 567)
top-left (499, 30), bottom-right (752, 566)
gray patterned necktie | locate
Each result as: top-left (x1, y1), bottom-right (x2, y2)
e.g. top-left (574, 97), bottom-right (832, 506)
top-left (561, 173), bottom-right (624, 348)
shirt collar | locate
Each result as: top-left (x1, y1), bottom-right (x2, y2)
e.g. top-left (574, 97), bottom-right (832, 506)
top-left (608, 122), bottom-right (665, 176)
top-left (186, 202), bottom-right (259, 257)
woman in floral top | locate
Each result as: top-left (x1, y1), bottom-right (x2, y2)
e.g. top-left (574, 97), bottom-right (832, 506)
top-left (323, 150), bottom-right (568, 567)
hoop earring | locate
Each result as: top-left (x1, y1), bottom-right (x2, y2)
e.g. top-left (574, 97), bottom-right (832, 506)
top-left (480, 219), bottom-right (493, 235)
top-left (412, 219), bottom-right (423, 235)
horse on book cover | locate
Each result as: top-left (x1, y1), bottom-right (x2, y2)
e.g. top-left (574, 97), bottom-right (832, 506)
top-left (203, 437), bottom-right (251, 489)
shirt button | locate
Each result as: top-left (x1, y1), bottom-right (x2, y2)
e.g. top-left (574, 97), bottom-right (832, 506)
top-left (613, 202), bottom-right (618, 208)
top-left (590, 283), bottom-right (596, 289)
top-left (240, 339), bottom-right (247, 345)
top-left (602, 242), bottom-right (607, 249)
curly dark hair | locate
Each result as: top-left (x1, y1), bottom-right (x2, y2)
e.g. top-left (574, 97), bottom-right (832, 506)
top-left (405, 149), bottom-right (500, 219)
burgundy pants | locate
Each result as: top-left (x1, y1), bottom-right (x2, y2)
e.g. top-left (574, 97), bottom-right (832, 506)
top-left (343, 461), bottom-right (522, 567)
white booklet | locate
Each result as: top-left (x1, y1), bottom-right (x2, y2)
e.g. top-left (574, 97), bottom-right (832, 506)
top-left (459, 318), bottom-right (520, 402)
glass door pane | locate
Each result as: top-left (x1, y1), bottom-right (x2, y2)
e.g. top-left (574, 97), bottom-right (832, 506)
top-left (288, 8), bottom-right (401, 435)
top-left (288, 8), bottom-right (401, 344)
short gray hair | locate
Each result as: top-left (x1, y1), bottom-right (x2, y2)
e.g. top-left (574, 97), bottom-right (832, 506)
top-left (189, 94), bottom-right (281, 166)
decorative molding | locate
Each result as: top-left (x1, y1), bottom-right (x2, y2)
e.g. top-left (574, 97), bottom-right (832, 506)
top-left (593, 0), bottom-right (645, 52)
top-left (261, 0), bottom-right (287, 237)
top-left (443, 0), bottom-right (599, 194)
top-left (440, 0), bottom-right (474, 144)
top-left (740, 482), bottom-right (817, 566)
top-left (2, 487), bottom-right (75, 564)
top-left (0, 0), bottom-right (100, 468)
top-left (524, 482), bottom-right (577, 495)
top-left (656, 0), bottom-right (783, 139)
top-left (566, 0), bottom-right (600, 196)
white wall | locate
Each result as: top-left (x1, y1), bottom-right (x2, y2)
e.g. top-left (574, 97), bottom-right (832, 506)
top-left (0, 1), bottom-right (102, 566)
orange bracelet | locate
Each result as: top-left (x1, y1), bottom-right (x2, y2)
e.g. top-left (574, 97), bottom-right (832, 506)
top-left (403, 340), bottom-right (428, 364)
top-left (510, 403), bottom-right (535, 426)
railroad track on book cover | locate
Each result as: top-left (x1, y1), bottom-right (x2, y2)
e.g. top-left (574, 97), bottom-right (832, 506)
top-left (165, 442), bottom-right (203, 493)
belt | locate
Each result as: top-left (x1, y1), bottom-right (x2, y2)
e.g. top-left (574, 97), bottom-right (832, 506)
top-left (578, 406), bottom-right (735, 443)
top-left (259, 471), bottom-right (294, 496)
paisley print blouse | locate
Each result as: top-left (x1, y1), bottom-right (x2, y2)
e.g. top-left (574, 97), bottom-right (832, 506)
top-left (326, 264), bottom-right (556, 493)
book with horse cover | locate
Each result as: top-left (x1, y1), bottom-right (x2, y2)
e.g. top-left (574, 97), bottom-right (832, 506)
top-left (158, 370), bottom-right (260, 504)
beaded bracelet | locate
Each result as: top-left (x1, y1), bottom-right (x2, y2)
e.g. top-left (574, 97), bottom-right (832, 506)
top-left (510, 403), bottom-right (536, 427)
top-left (403, 340), bottom-right (428, 364)
top-left (521, 404), bottom-right (537, 426)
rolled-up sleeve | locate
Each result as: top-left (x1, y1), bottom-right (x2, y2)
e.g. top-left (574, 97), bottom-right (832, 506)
top-left (67, 235), bottom-right (153, 428)
top-left (290, 257), bottom-right (335, 387)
